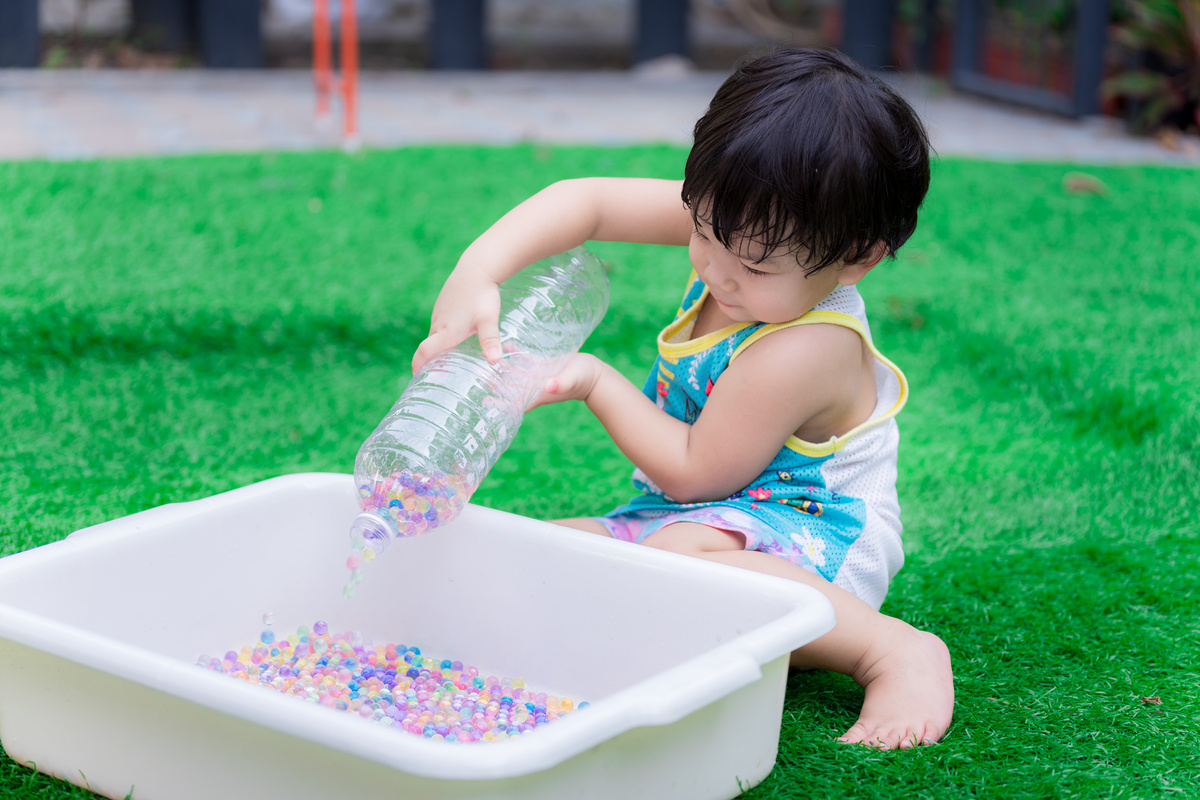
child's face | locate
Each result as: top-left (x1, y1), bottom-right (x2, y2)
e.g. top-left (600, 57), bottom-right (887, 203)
top-left (688, 219), bottom-right (866, 324)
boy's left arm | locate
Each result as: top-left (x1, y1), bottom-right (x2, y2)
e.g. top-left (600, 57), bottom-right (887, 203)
top-left (532, 323), bottom-right (866, 504)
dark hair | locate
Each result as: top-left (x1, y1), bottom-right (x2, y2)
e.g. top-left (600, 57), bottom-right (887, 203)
top-left (682, 48), bottom-right (931, 274)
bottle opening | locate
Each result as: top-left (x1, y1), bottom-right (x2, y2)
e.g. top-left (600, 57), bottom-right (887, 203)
top-left (348, 512), bottom-right (395, 553)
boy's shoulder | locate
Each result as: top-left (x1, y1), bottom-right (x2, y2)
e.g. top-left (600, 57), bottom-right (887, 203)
top-left (733, 285), bottom-right (870, 361)
top-left (714, 317), bottom-right (871, 446)
top-left (736, 316), bottom-right (866, 375)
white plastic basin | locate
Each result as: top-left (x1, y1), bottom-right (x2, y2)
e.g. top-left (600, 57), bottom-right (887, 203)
top-left (0, 473), bottom-right (834, 800)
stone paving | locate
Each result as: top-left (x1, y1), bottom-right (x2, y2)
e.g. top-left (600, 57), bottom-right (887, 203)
top-left (1, 67), bottom-right (1198, 164)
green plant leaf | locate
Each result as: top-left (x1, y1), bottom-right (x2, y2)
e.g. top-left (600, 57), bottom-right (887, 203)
top-left (1100, 70), bottom-right (1173, 100)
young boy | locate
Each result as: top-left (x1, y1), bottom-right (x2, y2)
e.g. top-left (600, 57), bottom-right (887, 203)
top-left (413, 48), bottom-right (954, 749)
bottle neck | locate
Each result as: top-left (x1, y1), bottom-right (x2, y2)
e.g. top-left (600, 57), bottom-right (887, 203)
top-left (349, 511), bottom-right (395, 553)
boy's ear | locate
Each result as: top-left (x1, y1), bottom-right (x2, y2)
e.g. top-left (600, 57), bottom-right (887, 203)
top-left (837, 242), bottom-right (889, 286)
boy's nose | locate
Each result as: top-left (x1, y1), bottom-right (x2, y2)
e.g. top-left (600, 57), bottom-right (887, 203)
top-left (711, 250), bottom-right (740, 289)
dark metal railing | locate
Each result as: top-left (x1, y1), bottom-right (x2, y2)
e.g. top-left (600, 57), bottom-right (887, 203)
top-left (952, 0), bottom-right (1108, 117)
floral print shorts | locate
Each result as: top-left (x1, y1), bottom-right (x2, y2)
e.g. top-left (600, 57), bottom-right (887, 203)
top-left (595, 504), bottom-right (829, 578)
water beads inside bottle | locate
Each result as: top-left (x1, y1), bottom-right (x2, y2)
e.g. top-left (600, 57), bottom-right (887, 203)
top-left (358, 468), bottom-right (473, 538)
top-left (343, 468), bottom-right (474, 598)
top-left (198, 622), bottom-right (586, 743)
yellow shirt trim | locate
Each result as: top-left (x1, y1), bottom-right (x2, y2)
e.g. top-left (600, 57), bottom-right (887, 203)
top-left (657, 274), bottom-right (754, 359)
top-left (653, 275), bottom-right (909, 458)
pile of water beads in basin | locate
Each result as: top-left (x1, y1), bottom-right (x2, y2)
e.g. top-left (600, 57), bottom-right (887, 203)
top-left (344, 468), bottom-right (474, 598)
top-left (197, 620), bottom-right (586, 743)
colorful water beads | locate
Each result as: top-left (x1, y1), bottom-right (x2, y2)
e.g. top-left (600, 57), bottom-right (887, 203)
top-left (198, 622), bottom-right (586, 743)
top-left (344, 469), bottom-right (475, 598)
top-left (358, 468), bottom-right (473, 538)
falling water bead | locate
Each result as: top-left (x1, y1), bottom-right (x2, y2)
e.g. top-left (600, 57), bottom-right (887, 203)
top-left (362, 548), bottom-right (376, 562)
top-left (260, 630), bottom-right (275, 645)
top-left (262, 611), bottom-right (276, 626)
top-left (313, 621), bottom-right (328, 636)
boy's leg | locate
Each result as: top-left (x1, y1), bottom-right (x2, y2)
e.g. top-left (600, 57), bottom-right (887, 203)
top-left (640, 522), bottom-right (954, 750)
top-left (552, 517), bottom-right (613, 536)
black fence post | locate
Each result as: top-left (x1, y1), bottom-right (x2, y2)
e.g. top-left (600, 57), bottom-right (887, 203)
top-left (131, 0), bottom-right (196, 52)
top-left (431, 0), bottom-right (487, 69)
top-left (843, 0), bottom-right (895, 71)
top-left (635, 0), bottom-right (689, 64)
top-left (1072, 0), bottom-right (1107, 116)
top-left (952, 0), bottom-right (982, 77)
top-left (196, 0), bottom-right (264, 68)
top-left (913, 0), bottom-right (939, 72)
top-left (0, 0), bottom-right (40, 68)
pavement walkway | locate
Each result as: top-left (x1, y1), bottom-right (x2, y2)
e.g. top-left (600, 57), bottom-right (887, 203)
top-left (1, 67), bottom-right (1198, 164)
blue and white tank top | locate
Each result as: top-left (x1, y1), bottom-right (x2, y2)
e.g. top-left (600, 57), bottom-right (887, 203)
top-left (609, 272), bottom-right (908, 608)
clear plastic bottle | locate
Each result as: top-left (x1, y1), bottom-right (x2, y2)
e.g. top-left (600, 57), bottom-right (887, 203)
top-left (348, 246), bottom-right (610, 552)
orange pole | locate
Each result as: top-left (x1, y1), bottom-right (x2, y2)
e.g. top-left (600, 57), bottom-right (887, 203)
top-left (341, 0), bottom-right (359, 145)
top-left (313, 0), bottom-right (332, 119)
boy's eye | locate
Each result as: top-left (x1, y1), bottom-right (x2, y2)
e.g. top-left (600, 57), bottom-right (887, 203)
top-left (741, 264), bottom-right (769, 277)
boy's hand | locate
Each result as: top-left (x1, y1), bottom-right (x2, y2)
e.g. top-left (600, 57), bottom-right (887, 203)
top-left (412, 269), bottom-right (503, 374)
top-left (527, 353), bottom-right (605, 411)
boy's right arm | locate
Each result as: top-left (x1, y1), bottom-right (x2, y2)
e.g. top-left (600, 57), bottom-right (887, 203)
top-left (412, 177), bottom-right (692, 373)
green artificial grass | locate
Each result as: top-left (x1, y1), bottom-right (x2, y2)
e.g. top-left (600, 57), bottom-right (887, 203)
top-left (1, 146), bottom-right (1198, 799)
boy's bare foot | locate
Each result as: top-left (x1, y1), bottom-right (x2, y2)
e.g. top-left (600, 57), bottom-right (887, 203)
top-left (648, 539), bottom-right (954, 749)
top-left (837, 626), bottom-right (954, 750)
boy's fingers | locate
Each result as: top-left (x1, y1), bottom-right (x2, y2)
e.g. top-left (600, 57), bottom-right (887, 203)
top-left (411, 315), bottom-right (502, 374)
top-left (476, 319), bottom-right (503, 362)
top-left (412, 329), bottom-right (462, 374)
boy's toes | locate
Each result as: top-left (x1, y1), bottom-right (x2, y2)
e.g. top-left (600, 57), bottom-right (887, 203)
top-left (838, 723), bottom-right (895, 749)
top-left (840, 723), bottom-right (931, 751)
top-left (898, 730), bottom-right (941, 749)
top-left (836, 721), bottom-right (874, 745)
top-left (870, 727), bottom-right (908, 750)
